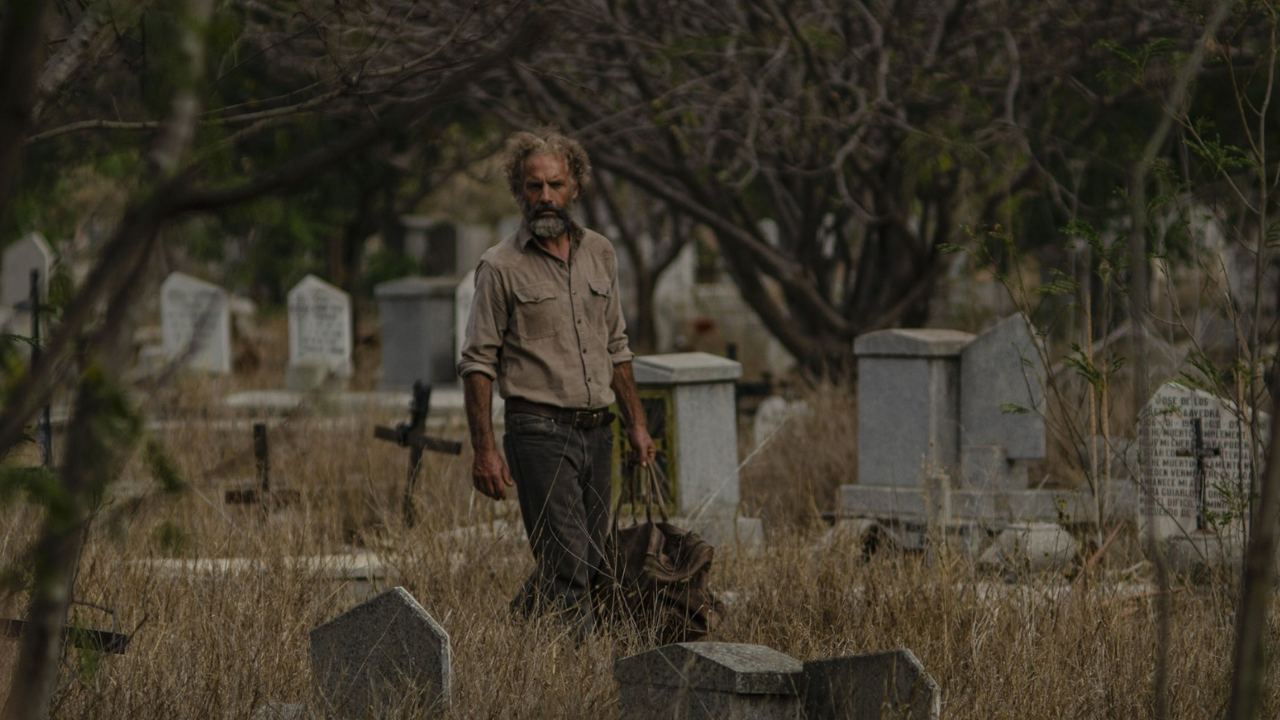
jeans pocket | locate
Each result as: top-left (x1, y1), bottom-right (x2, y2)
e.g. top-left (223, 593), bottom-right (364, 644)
top-left (506, 412), bottom-right (557, 436)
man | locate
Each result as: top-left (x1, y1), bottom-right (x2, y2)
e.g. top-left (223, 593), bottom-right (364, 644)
top-left (457, 130), bottom-right (656, 635)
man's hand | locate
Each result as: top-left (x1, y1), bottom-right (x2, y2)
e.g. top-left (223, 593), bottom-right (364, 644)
top-left (628, 426), bottom-right (657, 467)
top-left (473, 447), bottom-right (515, 500)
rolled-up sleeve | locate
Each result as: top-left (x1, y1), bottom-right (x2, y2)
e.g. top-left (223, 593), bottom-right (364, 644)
top-left (457, 261), bottom-right (507, 379)
top-left (605, 261), bottom-right (634, 365)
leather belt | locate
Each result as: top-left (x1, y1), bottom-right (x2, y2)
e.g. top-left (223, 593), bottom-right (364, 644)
top-left (505, 397), bottom-right (615, 430)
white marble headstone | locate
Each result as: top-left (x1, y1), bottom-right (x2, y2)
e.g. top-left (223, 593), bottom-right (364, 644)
top-left (1138, 382), bottom-right (1264, 539)
top-left (2, 232), bottom-right (53, 308)
top-left (161, 272), bottom-right (231, 374)
top-left (287, 275), bottom-right (352, 377)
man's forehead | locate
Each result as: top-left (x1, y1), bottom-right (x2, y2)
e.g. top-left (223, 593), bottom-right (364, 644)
top-left (523, 152), bottom-right (569, 180)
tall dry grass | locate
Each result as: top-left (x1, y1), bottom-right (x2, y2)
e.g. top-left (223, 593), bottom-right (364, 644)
top-left (0, 378), bottom-right (1275, 719)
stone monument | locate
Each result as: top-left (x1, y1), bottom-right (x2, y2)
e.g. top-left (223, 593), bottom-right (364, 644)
top-left (374, 276), bottom-right (456, 391)
top-left (160, 271), bottom-right (231, 374)
top-left (629, 352), bottom-right (763, 547)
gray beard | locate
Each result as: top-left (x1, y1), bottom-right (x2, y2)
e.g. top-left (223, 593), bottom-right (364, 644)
top-left (529, 214), bottom-right (569, 240)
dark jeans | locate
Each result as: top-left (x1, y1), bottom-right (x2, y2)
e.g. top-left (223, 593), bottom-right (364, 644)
top-left (503, 411), bottom-right (613, 633)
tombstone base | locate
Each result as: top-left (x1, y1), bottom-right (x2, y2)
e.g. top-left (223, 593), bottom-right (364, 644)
top-left (285, 363), bottom-right (349, 393)
top-left (618, 685), bottom-right (801, 720)
top-left (840, 484), bottom-right (1100, 525)
top-left (1162, 532), bottom-right (1246, 578)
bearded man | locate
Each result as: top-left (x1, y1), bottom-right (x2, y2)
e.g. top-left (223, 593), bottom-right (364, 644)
top-left (457, 130), bottom-right (656, 635)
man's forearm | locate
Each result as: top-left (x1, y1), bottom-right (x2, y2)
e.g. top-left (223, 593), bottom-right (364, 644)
top-left (463, 373), bottom-right (497, 453)
top-left (611, 361), bottom-right (646, 431)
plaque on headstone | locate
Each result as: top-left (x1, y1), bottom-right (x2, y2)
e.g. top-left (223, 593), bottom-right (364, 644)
top-left (1138, 382), bottom-right (1263, 539)
top-left (161, 272), bottom-right (231, 374)
top-left (287, 275), bottom-right (352, 382)
top-left (2, 232), bottom-right (53, 308)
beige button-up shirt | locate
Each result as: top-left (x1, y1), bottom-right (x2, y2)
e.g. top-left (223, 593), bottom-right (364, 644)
top-left (457, 225), bottom-right (634, 409)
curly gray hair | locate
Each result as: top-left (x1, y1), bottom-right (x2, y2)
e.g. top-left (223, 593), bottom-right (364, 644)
top-left (502, 130), bottom-right (592, 199)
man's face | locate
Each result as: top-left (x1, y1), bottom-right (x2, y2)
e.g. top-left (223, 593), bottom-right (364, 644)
top-left (521, 153), bottom-right (576, 240)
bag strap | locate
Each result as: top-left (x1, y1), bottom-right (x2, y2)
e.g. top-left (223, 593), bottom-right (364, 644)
top-left (612, 461), bottom-right (671, 528)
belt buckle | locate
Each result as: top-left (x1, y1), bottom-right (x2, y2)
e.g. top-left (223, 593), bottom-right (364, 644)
top-left (573, 410), bottom-right (596, 428)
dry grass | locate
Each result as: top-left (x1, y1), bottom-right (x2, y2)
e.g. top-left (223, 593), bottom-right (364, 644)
top-left (0, 378), bottom-right (1276, 719)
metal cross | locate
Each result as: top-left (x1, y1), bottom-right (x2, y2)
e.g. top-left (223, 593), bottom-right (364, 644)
top-left (1175, 417), bottom-right (1222, 530)
top-left (225, 422), bottom-right (298, 508)
top-left (373, 382), bottom-right (462, 527)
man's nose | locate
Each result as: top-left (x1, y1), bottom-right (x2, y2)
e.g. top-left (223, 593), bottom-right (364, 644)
top-left (538, 185), bottom-right (554, 203)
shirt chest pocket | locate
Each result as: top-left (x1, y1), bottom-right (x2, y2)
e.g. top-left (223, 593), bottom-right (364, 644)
top-left (512, 282), bottom-right (560, 340)
top-left (585, 276), bottom-right (612, 331)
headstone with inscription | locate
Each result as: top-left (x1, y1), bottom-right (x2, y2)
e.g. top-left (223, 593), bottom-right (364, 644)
top-left (1138, 382), bottom-right (1263, 540)
top-left (2, 232), bottom-right (53, 309)
top-left (161, 272), bottom-right (231, 374)
top-left (287, 275), bottom-right (352, 389)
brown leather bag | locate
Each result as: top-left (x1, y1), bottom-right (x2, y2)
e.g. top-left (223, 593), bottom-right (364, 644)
top-left (594, 464), bottom-right (725, 643)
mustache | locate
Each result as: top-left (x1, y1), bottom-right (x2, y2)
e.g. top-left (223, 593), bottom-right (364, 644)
top-left (530, 202), bottom-right (569, 218)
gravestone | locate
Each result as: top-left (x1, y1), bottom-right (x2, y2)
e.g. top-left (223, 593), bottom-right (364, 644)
top-left (286, 275), bottom-right (352, 389)
top-left (629, 352), bottom-right (763, 547)
top-left (854, 329), bottom-right (974, 487)
top-left (453, 269), bottom-right (475, 367)
top-left (2, 232), bottom-right (53, 309)
top-left (959, 313), bottom-right (1046, 488)
top-left (802, 648), bottom-right (940, 720)
top-left (842, 317), bottom-right (1096, 541)
top-left (614, 642), bottom-right (802, 720)
top-left (375, 276), bottom-right (456, 391)
top-left (752, 396), bottom-right (809, 448)
top-left (1138, 382), bottom-right (1261, 540)
top-left (160, 272), bottom-right (231, 374)
top-left (310, 586), bottom-right (451, 718)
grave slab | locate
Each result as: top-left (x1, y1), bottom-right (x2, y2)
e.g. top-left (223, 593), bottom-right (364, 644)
top-left (802, 648), bottom-right (940, 720)
top-left (310, 586), bottom-right (450, 718)
top-left (976, 522), bottom-right (1079, 574)
top-left (615, 642), bottom-right (802, 720)
top-left (161, 272), bottom-right (232, 374)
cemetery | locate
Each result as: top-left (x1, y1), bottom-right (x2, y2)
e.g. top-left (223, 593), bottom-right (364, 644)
top-left (1, 2), bottom-right (1278, 719)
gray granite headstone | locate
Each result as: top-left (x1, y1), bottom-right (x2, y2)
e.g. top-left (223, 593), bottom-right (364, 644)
top-left (287, 275), bottom-right (352, 388)
top-left (161, 271), bottom-right (231, 374)
top-left (854, 329), bottom-right (974, 487)
top-left (2, 232), bottom-right (53, 308)
top-left (614, 642), bottom-right (802, 720)
top-left (1138, 382), bottom-right (1263, 540)
top-left (959, 313), bottom-right (1046, 463)
top-left (375, 276), bottom-right (457, 391)
top-left (309, 586), bottom-right (451, 718)
top-left (802, 648), bottom-right (940, 720)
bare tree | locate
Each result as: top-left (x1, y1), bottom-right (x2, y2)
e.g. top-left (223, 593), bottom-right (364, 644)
top-left (481, 0), bottom-right (1196, 375)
